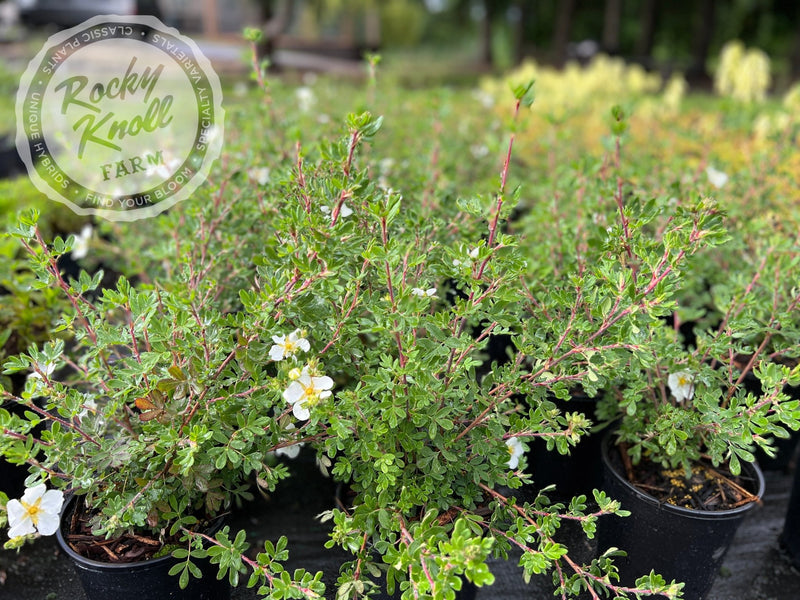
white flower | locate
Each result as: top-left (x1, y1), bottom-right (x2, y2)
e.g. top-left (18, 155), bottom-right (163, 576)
top-left (71, 224), bottom-right (92, 260)
top-left (469, 144), bottom-right (489, 159)
top-left (506, 437), bottom-right (524, 469)
top-left (706, 166), bottom-right (729, 189)
top-left (28, 359), bottom-right (55, 383)
top-left (296, 86), bottom-right (316, 112)
top-left (275, 424), bottom-right (304, 458)
top-left (249, 167), bottom-right (270, 186)
top-left (78, 398), bottom-right (97, 421)
top-left (7, 484), bottom-right (64, 539)
top-left (411, 287), bottom-right (437, 298)
top-left (282, 367), bottom-right (334, 420)
top-left (269, 330), bottom-right (310, 362)
top-left (275, 444), bottom-right (303, 459)
top-left (454, 247), bottom-right (480, 268)
top-left (145, 155), bottom-right (182, 181)
top-left (320, 204), bottom-right (353, 219)
top-left (668, 371), bottom-right (695, 403)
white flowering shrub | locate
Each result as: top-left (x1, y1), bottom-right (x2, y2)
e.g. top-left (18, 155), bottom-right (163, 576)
top-left (3, 30), bottom-right (799, 600)
top-left (0, 73), bottom-right (691, 598)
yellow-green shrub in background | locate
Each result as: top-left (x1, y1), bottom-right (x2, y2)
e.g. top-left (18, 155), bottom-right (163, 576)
top-left (714, 40), bottom-right (771, 103)
top-left (481, 55), bottom-right (662, 122)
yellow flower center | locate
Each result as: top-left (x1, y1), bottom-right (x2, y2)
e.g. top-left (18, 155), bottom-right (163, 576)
top-left (283, 340), bottom-right (298, 354)
top-left (305, 392), bottom-right (323, 408)
top-left (299, 380), bottom-right (323, 407)
top-left (678, 376), bottom-right (690, 386)
top-left (21, 498), bottom-right (43, 525)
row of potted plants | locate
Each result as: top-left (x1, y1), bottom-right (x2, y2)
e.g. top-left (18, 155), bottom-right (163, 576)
top-left (2, 41), bottom-right (799, 599)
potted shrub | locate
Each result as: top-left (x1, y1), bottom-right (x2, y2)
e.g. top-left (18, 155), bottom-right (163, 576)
top-left (594, 210), bottom-right (800, 599)
top-left (0, 209), bottom-right (309, 598)
top-left (493, 97), bottom-right (799, 599)
top-left (474, 46), bottom-right (799, 600)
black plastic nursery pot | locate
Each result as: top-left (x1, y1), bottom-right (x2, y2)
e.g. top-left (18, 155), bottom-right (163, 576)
top-left (56, 497), bottom-right (230, 600)
top-left (528, 392), bottom-right (604, 502)
top-left (598, 434), bottom-right (765, 600)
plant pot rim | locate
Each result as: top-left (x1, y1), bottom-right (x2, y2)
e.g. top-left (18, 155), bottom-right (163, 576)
top-left (601, 432), bottom-right (765, 520)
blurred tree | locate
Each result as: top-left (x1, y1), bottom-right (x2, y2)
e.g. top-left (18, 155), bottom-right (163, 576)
top-left (250, 0), bottom-right (800, 85)
top-left (602, 0), bottom-right (622, 54)
top-left (688, 0), bottom-right (717, 83)
top-left (480, 0), bottom-right (497, 65)
top-left (510, 0), bottom-right (530, 65)
top-left (552, 0), bottom-right (576, 67)
top-left (635, 0), bottom-right (659, 62)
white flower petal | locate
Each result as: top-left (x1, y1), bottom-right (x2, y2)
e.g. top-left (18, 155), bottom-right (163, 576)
top-left (39, 489), bottom-right (64, 514)
top-left (312, 376), bottom-right (333, 391)
top-left (71, 225), bottom-right (92, 260)
top-left (275, 444), bottom-right (302, 458)
top-left (506, 437), bottom-right (524, 469)
top-left (283, 381), bottom-right (305, 404)
top-left (21, 484), bottom-right (46, 504)
top-left (35, 512), bottom-right (61, 536)
top-left (269, 345), bottom-right (285, 361)
top-left (292, 401), bottom-right (310, 420)
top-left (8, 516), bottom-right (36, 538)
top-left (6, 499), bottom-right (27, 525)
top-left (706, 166), bottom-right (729, 189)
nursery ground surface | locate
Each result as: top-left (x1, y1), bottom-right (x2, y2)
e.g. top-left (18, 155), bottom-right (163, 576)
top-left (1, 458), bottom-right (799, 600)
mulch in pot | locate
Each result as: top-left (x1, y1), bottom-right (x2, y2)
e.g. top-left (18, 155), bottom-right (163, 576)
top-left (612, 446), bottom-right (760, 511)
top-left (63, 496), bottom-right (217, 563)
